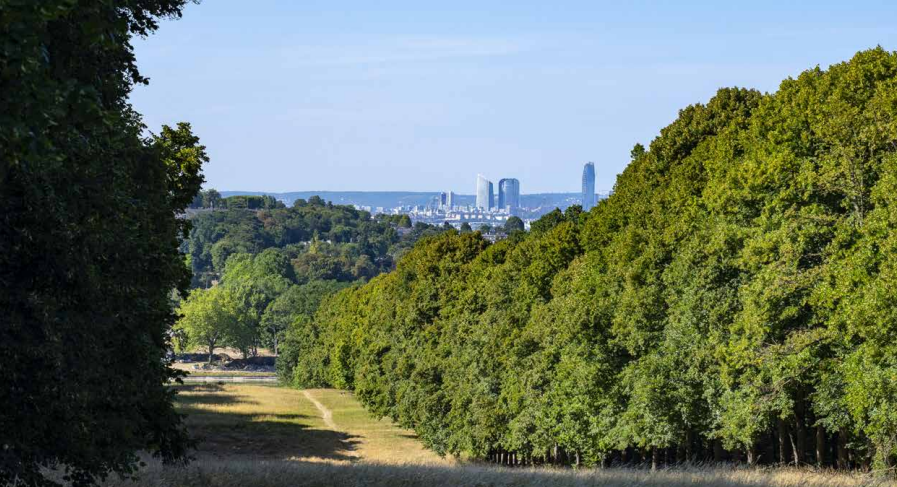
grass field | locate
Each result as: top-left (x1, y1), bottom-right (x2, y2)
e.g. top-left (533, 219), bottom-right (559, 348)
top-left (170, 383), bottom-right (444, 463)
top-left (101, 385), bottom-right (886, 487)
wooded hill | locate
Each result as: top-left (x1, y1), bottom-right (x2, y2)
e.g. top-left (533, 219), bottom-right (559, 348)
top-left (278, 48), bottom-right (897, 469)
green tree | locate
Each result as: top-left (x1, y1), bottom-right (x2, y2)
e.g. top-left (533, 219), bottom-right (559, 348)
top-left (175, 287), bottom-right (244, 363)
top-left (0, 2), bottom-right (200, 486)
top-left (504, 216), bottom-right (525, 233)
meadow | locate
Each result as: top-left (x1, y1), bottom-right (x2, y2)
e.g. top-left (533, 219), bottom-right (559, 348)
top-left (99, 385), bottom-right (889, 487)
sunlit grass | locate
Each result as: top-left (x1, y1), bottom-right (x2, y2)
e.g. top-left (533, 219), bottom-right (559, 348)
top-left (303, 388), bottom-right (450, 465)
top-left (107, 460), bottom-right (886, 487)
top-left (116, 385), bottom-right (887, 486)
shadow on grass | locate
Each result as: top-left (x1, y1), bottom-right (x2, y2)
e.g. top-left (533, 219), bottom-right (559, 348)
top-left (171, 385), bottom-right (360, 462)
top-left (116, 460), bottom-right (875, 487)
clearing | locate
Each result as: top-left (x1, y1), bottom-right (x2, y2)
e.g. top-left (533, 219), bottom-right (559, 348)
top-left (102, 385), bottom-right (879, 487)
top-left (171, 383), bottom-right (446, 464)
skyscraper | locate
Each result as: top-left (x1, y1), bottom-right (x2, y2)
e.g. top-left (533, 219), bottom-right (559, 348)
top-left (582, 162), bottom-right (596, 211)
top-left (488, 181), bottom-right (494, 210)
top-left (446, 191), bottom-right (456, 209)
top-left (476, 174), bottom-right (493, 210)
top-left (498, 178), bottom-right (520, 213)
top-left (439, 192), bottom-right (447, 207)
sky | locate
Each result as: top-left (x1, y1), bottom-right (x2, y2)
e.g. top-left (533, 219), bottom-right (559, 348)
top-left (130, 1), bottom-right (897, 194)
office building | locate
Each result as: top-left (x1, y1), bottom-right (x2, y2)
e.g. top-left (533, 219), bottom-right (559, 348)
top-left (582, 162), bottom-right (596, 211)
top-left (498, 178), bottom-right (520, 213)
top-left (446, 191), bottom-right (456, 209)
top-left (476, 174), bottom-right (494, 210)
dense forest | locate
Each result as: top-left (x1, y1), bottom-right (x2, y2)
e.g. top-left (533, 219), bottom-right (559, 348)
top-left (175, 195), bottom-right (449, 359)
top-left (278, 49), bottom-right (897, 470)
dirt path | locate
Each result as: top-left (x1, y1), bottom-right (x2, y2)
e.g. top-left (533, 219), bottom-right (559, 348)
top-left (303, 390), bottom-right (337, 430)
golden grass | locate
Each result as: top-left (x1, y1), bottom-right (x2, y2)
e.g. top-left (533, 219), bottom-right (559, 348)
top-left (110, 385), bottom-right (890, 487)
top-left (302, 389), bottom-right (450, 465)
top-left (171, 384), bottom-right (445, 464)
top-left (106, 460), bottom-right (890, 487)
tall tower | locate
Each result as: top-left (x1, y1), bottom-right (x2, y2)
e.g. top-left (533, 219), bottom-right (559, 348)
top-left (488, 181), bottom-right (494, 210)
top-left (498, 178), bottom-right (520, 213)
top-left (447, 191), bottom-right (455, 209)
top-left (476, 174), bottom-right (493, 210)
top-left (582, 162), bottom-right (596, 211)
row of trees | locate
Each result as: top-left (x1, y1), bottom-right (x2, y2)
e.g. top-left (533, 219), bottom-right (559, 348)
top-left (278, 49), bottom-right (897, 470)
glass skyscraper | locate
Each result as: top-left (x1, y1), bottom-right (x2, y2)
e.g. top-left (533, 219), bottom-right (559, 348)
top-left (582, 162), bottom-right (596, 211)
top-left (498, 178), bottom-right (520, 213)
top-left (476, 174), bottom-right (493, 210)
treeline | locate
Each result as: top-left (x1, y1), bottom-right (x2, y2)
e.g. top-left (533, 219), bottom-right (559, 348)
top-left (184, 195), bottom-right (446, 287)
top-left (278, 49), bottom-right (897, 469)
top-left (176, 198), bottom-right (450, 358)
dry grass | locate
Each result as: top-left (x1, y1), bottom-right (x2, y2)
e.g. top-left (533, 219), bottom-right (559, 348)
top-left (105, 460), bottom-right (889, 487)
top-left (171, 384), bottom-right (444, 464)
top-left (302, 388), bottom-right (450, 465)
top-left (116, 385), bottom-right (889, 487)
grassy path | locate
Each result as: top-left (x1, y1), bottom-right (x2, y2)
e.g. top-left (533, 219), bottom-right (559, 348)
top-left (173, 384), bottom-right (446, 464)
top-left (301, 390), bottom-right (337, 430)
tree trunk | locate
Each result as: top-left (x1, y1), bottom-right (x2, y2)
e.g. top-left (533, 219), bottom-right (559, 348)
top-left (208, 342), bottom-right (215, 363)
top-left (796, 418), bottom-right (807, 465)
top-left (789, 430), bottom-right (800, 466)
top-left (837, 427), bottom-right (849, 469)
top-left (747, 446), bottom-right (756, 466)
top-left (652, 448), bottom-right (659, 471)
top-left (816, 425), bottom-right (826, 467)
top-left (713, 439), bottom-right (725, 463)
top-left (778, 418), bottom-right (787, 465)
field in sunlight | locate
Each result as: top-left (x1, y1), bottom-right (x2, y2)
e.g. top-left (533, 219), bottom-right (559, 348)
top-left (171, 384), bottom-right (445, 464)
top-left (106, 460), bottom-right (885, 487)
top-left (99, 385), bottom-right (888, 487)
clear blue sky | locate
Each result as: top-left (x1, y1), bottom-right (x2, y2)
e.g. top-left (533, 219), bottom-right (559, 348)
top-left (130, 1), bottom-right (897, 194)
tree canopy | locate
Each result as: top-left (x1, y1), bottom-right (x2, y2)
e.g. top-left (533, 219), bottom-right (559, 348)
top-left (1, 2), bottom-right (202, 486)
top-left (278, 48), bottom-right (897, 470)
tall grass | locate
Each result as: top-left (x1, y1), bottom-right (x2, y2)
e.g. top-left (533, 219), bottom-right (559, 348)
top-left (105, 460), bottom-right (888, 487)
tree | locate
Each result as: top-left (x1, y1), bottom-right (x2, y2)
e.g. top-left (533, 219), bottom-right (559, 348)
top-left (0, 2), bottom-right (200, 486)
top-left (175, 287), bottom-right (243, 363)
top-left (460, 222), bottom-right (473, 233)
top-left (398, 214), bottom-right (413, 228)
top-left (202, 188), bottom-right (222, 209)
top-left (505, 216), bottom-right (525, 233)
top-left (479, 224), bottom-right (493, 234)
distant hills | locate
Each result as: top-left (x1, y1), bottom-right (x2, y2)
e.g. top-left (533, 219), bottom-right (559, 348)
top-left (220, 191), bottom-right (596, 211)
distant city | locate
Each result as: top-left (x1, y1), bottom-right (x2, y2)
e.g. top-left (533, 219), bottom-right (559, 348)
top-left (222, 162), bottom-right (611, 230)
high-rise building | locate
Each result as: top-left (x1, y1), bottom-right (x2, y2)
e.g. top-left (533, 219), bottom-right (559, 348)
top-left (582, 162), bottom-right (596, 211)
top-left (476, 174), bottom-right (493, 210)
top-left (439, 192), bottom-right (447, 207)
top-left (498, 178), bottom-right (520, 213)
top-left (488, 181), bottom-right (494, 210)
top-left (446, 191), bottom-right (456, 209)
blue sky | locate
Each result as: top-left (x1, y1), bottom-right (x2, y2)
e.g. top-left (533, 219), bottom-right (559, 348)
top-left (131, 1), bottom-right (897, 193)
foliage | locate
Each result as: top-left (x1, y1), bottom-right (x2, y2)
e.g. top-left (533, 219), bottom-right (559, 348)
top-left (279, 49), bottom-right (897, 470)
top-left (0, 1), bottom-right (201, 486)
